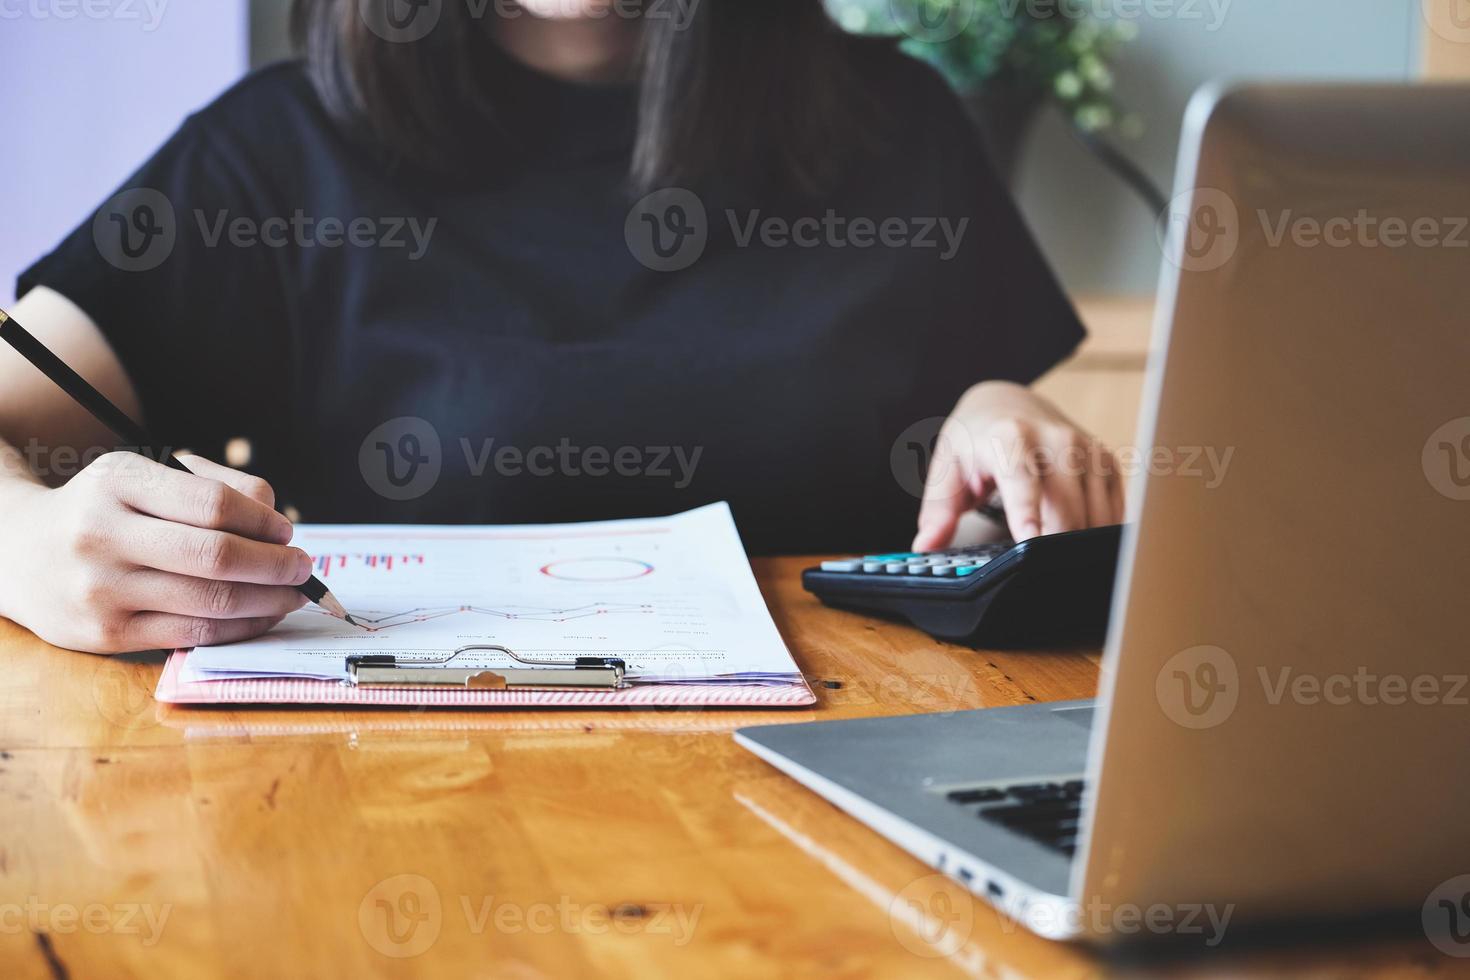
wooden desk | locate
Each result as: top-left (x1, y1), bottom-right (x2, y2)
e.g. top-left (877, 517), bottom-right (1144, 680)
top-left (0, 557), bottom-right (1460, 980)
top-left (1, 298), bottom-right (1457, 977)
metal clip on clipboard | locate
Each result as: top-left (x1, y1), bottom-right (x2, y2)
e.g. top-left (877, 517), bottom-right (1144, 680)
top-left (346, 645), bottom-right (628, 690)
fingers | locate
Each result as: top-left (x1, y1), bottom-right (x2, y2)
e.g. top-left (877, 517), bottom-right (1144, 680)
top-left (993, 464), bottom-right (1045, 542)
top-left (176, 454), bottom-right (276, 509)
top-left (122, 612), bottom-right (288, 652)
top-left (117, 515), bottom-right (313, 586)
top-left (1109, 468), bottom-right (1127, 523)
top-left (98, 453), bottom-right (290, 544)
top-left (971, 421), bottom-right (1119, 543)
top-left (1085, 465), bottom-right (1114, 529)
top-left (1041, 443), bottom-right (1089, 536)
top-left (119, 570), bottom-right (308, 621)
top-left (912, 428), bottom-right (976, 552)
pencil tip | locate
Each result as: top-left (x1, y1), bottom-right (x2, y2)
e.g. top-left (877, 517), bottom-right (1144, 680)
top-left (344, 614), bottom-right (360, 627)
top-left (318, 591), bottom-right (355, 625)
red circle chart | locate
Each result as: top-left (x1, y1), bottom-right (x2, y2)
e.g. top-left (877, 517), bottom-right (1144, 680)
top-left (539, 558), bottom-right (655, 582)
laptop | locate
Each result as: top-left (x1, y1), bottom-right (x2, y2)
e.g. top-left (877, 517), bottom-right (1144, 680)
top-left (735, 82), bottom-right (1470, 944)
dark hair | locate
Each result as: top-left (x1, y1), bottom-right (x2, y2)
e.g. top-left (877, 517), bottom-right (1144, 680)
top-left (291, 0), bottom-right (885, 198)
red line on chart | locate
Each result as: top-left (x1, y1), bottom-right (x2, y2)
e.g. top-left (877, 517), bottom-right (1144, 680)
top-left (315, 603), bottom-right (655, 633)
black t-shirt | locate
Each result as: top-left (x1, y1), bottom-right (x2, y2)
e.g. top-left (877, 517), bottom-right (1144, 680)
top-left (19, 51), bottom-right (1083, 554)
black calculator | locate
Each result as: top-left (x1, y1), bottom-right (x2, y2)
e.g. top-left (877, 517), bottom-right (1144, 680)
top-left (802, 525), bottom-right (1124, 647)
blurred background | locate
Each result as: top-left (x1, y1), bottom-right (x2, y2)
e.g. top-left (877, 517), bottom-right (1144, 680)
top-left (0, 1), bottom-right (1451, 307)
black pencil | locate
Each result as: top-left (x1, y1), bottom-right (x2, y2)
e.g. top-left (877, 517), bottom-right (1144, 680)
top-left (0, 306), bottom-right (356, 627)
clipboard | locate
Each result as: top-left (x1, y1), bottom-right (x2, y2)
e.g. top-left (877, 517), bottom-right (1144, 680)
top-left (154, 651), bottom-right (817, 708)
top-left (346, 645), bottom-right (628, 690)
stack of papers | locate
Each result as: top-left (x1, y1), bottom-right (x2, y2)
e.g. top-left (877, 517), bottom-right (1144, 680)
top-left (178, 503), bottom-right (808, 692)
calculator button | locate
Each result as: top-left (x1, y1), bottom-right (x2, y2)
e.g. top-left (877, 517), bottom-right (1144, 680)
top-left (861, 562), bottom-right (885, 573)
top-left (906, 564), bottom-right (931, 575)
top-left (821, 560), bottom-right (863, 573)
top-left (864, 553), bottom-right (920, 563)
top-left (955, 565), bottom-right (984, 576)
top-left (884, 563), bottom-right (908, 574)
top-left (932, 566), bottom-right (957, 577)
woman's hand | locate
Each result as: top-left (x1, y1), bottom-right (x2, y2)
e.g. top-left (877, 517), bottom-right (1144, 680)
top-left (0, 452), bottom-right (311, 654)
top-left (913, 381), bottom-right (1125, 550)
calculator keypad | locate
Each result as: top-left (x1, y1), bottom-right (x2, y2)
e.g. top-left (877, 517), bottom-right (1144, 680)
top-left (821, 545), bottom-right (1009, 577)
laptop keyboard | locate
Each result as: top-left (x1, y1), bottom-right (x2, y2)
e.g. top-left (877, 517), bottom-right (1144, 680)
top-left (946, 779), bottom-right (1086, 857)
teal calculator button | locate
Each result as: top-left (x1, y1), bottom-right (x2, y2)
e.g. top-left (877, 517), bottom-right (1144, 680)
top-left (955, 565), bottom-right (984, 576)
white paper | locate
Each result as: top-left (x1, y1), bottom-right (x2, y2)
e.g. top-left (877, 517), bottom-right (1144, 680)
top-left (180, 503), bottom-right (803, 686)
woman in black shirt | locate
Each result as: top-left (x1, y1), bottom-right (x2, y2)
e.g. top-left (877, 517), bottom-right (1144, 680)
top-left (0, 0), bottom-right (1123, 654)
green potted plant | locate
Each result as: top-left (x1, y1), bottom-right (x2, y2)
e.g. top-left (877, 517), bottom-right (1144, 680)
top-left (830, 0), bottom-right (1163, 210)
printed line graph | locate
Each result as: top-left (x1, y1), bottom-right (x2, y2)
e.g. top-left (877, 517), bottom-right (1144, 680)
top-left (313, 602), bottom-right (656, 634)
